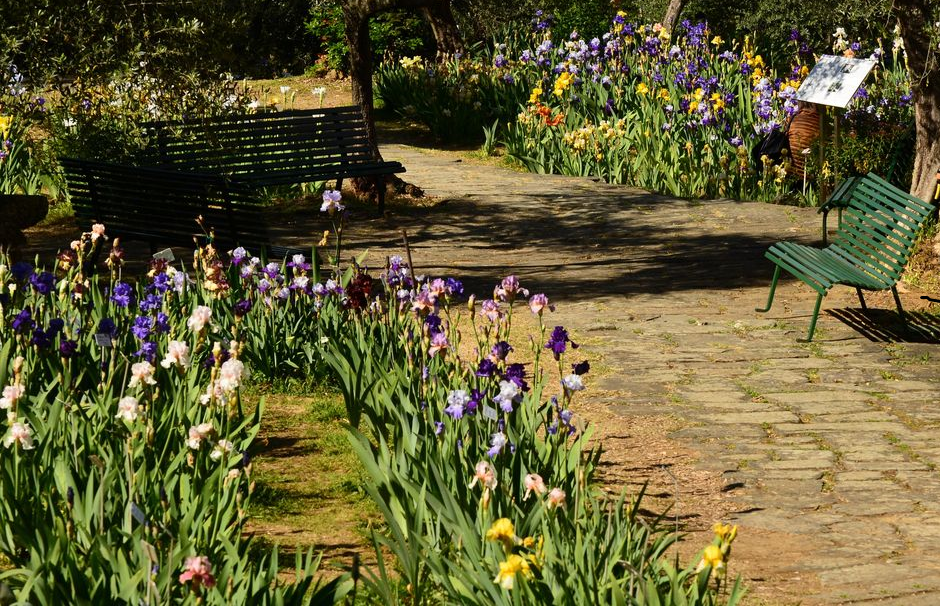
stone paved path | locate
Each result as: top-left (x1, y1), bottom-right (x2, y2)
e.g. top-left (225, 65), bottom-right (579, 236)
top-left (317, 143), bottom-right (940, 605)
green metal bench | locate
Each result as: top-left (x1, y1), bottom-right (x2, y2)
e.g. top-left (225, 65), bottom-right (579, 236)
top-left (757, 173), bottom-right (934, 341)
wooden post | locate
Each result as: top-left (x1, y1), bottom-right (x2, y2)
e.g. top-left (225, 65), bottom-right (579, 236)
top-left (833, 111), bottom-right (840, 187)
top-left (818, 105), bottom-right (830, 202)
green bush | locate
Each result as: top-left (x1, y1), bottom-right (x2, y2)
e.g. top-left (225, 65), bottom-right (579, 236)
top-left (306, 3), bottom-right (433, 73)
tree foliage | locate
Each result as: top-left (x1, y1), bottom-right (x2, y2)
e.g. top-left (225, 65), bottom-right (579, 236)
top-left (0, 0), bottom-right (315, 82)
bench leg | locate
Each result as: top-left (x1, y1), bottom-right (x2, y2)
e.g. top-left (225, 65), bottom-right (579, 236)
top-left (822, 210), bottom-right (829, 246)
top-left (335, 178), bottom-right (343, 192)
top-left (756, 265), bottom-right (781, 313)
top-left (802, 293), bottom-right (824, 342)
top-left (856, 288), bottom-right (867, 310)
top-left (891, 286), bottom-right (908, 328)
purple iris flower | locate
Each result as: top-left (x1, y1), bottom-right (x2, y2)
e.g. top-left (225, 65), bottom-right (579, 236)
top-left (139, 293), bottom-right (162, 313)
top-left (12, 308), bottom-right (34, 334)
top-left (545, 326), bottom-right (578, 360)
top-left (504, 363), bottom-right (528, 392)
top-left (29, 271), bottom-right (55, 295)
top-left (155, 312), bottom-right (170, 334)
top-left (493, 54), bottom-right (508, 68)
top-left (136, 341), bottom-right (158, 362)
top-left (48, 318), bottom-right (65, 334)
top-left (444, 278), bottom-right (464, 297)
top-left (425, 314), bottom-right (443, 336)
top-left (151, 272), bottom-right (171, 293)
top-left (110, 282), bottom-right (134, 308)
top-left (491, 341), bottom-right (512, 361)
top-left (466, 389), bottom-right (483, 414)
top-left (476, 359), bottom-right (498, 378)
top-left (31, 328), bottom-right (52, 348)
top-left (131, 316), bottom-right (153, 340)
top-left (572, 360), bottom-right (590, 375)
top-left (59, 339), bottom-right (78, 358)
top-left (234, 299), bottom-right (253, 317)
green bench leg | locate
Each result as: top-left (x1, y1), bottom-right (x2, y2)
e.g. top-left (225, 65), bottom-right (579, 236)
top-left (802, 293), bottom-right (824, 342)
top-left (891, 286), bottom-right (908, 328)
top-left (756, 265), bottom-right (781, 313)
top-left (856, 288), bottom-right (867, 310)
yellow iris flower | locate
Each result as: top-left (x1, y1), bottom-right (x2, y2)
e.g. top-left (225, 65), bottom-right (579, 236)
top-left (636, 82), bottom-right (649, 95)
top-left (553, 73), bottom-right (573, 97)
top-left (495, 554), bottom-right (531, 590)
top-left (486, 518), bottom-right (516, 549)
top-left (0, 115), bottom-right (11, 141)
top-left (529, 87), bottom-right (542, 104)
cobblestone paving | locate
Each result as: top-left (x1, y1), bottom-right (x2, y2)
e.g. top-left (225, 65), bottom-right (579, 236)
top-left (297, 144), bottom-right (940, 604)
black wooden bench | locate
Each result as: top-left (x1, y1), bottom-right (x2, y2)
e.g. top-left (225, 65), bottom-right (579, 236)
top-left (61, 157), bottom-right (304, 259)
top-left (141, 106), bottom-right (405, 212)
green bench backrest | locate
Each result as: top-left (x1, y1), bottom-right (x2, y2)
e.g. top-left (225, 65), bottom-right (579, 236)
top-left (142, 107), bottom-right (374, 177)
top-left (830, 173), bottom-right (934, 285)
top-left (62, 158), bottom-right (270, 249)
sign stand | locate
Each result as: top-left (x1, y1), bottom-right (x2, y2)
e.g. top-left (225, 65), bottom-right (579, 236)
top-left (796, 55), bottom-right (876, 204)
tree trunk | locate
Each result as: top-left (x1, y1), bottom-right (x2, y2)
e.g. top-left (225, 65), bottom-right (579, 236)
top-left (663, 0), bottom-right (688, 35)
top-left (421, 2), bottom-right (464, 56)
top-left (341, 0), bottom-right (461, 203)
top-left (342, 9), bottom-right (377, 154)
top-left (893, 0), bottom-right (940, 203)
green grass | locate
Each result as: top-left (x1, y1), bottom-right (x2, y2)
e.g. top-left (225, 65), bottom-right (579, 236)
top-left (246, 384), bottom-right (380, 576)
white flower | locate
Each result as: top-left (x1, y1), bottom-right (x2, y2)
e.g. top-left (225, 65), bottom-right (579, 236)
top-left (248, 99), bottom-right (259, 109)
top-left (279, 85), bottom-right (291, 94)
top-left (523, 473), bottom-right (547, 500)
top-left (292, 275), bottom-right (309, 290)
top-left (561, 373), bottom-right (585, 392)
top-left (115, 396), bottom-right (140, 422)
top-left (210, 439), bottom-right (234, 461)
top-left (447, 389), bottom-right (470, 408)
top-left (320, 189), bottom-right (345, 214)
top-left (4, 422), bottom-right (34, 450)
top-left (312, 86), bottom-right (326, 96)
top-left (128, 361), bottom-right (156, 388)
top-left (833, 27), bottom-right (846, 38)
top-left (62, 117), bottom-right (77, 128)
top-left (186, 422), bottom-right (214, 450)
top-left (91, 223), bottom-right (107, 241)
top-left (187, 306), bottom-right (212, 333)
top-left (160, 340), bottom-right (191, 370)
top-left (546, 487), bottom-right (566, 508)
top-left (0, 384), bottom-right (25, 410)
top-left (469, 460), bottom-right (498, 490)
top-left (218, 359), bottom-right (246, 393)
top-left (493, 380), bottom-right (519, 411)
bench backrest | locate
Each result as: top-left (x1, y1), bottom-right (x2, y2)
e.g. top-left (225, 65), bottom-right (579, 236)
top-left (831, 173), bottom-right (934, 285)
top-left (61, 158), bottom-right (270, 249)
top-left (141, 106), bottom-right (374, 177)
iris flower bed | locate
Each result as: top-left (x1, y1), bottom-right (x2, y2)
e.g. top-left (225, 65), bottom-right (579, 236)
top-left (0, 192), bottom-right (745, 603)
top-left (375, 12), bottom-right (914, 203)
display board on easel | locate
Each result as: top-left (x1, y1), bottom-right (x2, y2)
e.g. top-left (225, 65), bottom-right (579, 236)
top-left (795, 55), bottom-right (876, 200)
